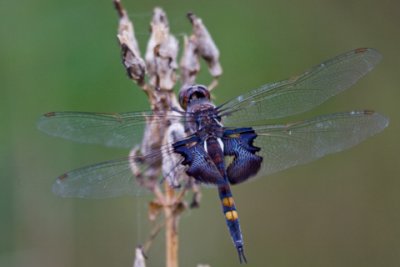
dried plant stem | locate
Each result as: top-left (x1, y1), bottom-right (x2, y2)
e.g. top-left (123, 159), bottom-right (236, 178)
top-left (113, 1), bottom-right (221, 266)
top-left (164, 183), bottom-right (179, 267)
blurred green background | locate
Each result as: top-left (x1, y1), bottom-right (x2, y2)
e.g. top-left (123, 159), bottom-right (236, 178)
top-left (1, 0), bottom-right (399, 266)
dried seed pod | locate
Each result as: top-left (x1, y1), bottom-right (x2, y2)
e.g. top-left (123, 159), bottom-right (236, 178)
top-left (162, 121), bottom-right (189, 187)
top-left (180, 35), bottom-right (200, 86)
top-left (188, 12), bottom-right (222, 79)
top-left (129, 148), bottom-right (159, 190)
top-left (133, 247), bottom-right (146, 267)
top-left (145, 7), bottom-right (178, 90)
top-left (114, 0), bottom-right (146, 85)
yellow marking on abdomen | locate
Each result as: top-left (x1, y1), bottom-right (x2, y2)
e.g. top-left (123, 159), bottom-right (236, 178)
top-left (225, 210), bottom-right (238, 221)
top-left (222, 197), bottom-right (235, 207)
top-left (227, 133), bottom-right (240, 138)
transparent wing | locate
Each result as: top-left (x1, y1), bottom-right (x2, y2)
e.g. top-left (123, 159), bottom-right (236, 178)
top-left (53, 157), bottom-right (145, 198)
top-left (249, 111), bottom-right (388, 180)
top-left (220, 48), bottom-right (382, 126)
top-left (37, 111), bottom-right (184, 149)
top-left (52, 143), bottom-right (187, 198)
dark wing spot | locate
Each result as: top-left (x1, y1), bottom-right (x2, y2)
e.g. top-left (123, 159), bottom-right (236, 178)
top-left (44, 112), bottom-right (56, 117)
top-left (58, 173), bottom-right (68, 180)
top-left (355, 47), bottom-right (368, 54)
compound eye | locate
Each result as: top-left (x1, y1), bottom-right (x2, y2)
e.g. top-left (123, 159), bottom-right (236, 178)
top-left (179, 86), bottom-right (191, 110)
top-left (196, 85), bottom-right (210, 96)
top-left (179, 84), bottom-right (210, 110)
top-left (196, 84), bottom-right (208, 92)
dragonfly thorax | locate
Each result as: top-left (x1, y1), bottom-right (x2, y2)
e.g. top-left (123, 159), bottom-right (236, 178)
top-left (184, 99), bottom-right (223, 138)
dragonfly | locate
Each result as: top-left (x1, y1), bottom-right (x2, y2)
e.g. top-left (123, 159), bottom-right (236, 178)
top-left (38, 48), bottom-right (389, 263)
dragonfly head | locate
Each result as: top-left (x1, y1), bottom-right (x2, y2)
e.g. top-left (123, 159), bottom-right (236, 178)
top-left (179, 84), bottom-right (210, 110)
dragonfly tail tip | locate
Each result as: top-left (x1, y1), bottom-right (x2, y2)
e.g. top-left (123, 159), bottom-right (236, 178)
top-left (237, 246), bottom-right (247, 264)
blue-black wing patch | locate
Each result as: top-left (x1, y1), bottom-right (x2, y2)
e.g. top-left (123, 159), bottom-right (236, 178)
top-left (223, 128), bottom-right (263, 185)
top-left (173, 136), bottom-right (225, 184)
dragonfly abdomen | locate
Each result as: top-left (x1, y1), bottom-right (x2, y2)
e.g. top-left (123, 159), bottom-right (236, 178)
top-left (218, 183), bottom-right (247, 264)
top-left (205, 137), bottom-right (247, 263)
